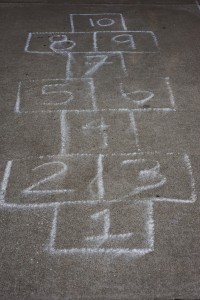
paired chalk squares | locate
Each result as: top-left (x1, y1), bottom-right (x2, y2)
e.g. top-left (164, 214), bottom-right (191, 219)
top-left (49, 202), bottom-right (153, 255)
top-left (70, 14), bottom-right (127, 33)
top-left (0, 153), bottom-right (196, 207)
top-left (25, 31), bottom-right (159, 54)
top-left (15, 79), bottom-right (97, 113)
top-left (94, 77), bottom-right (176, 110)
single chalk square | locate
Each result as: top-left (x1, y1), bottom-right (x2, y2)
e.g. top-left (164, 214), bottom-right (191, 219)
top-left (70, 14), bottom-right (127, 33)
top-left (67, 53), bottom-right (127, 79)
top-left (2, 156), bottom-right (98, 206)
top-left (66, 111), bottom-right (139, 154)
top-left (95, 31), bottom-right (159, 53)
top-left (52, 202), bottom-right (153, 255)
top-left (102, 153), bottom-right (196, 203)
top-left (94, 76), bottom-right (175, 110)
top-left (15, 79), bottom-right (96, 112)
top-left (25, 32), bottom-right (94, 54)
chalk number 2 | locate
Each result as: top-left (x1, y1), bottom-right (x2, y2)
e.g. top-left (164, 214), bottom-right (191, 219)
top-left (22, 161), bottom-right (74, 196)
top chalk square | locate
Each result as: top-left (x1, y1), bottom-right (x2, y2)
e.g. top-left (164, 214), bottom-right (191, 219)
top-left (70, 14), bottom-right (127, 32)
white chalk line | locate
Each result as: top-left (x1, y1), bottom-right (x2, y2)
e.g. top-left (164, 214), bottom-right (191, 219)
top-left (14, 82), bottom-right (22, 113)
top-left (60, 111), bottom-right (70, 155)
top-left (97, 154), bottom-right (104, 199)
top-left (66, 52), bottom-right (72, 79)
top-left (46, 205), bottom-right (59, 251)
top-left (119, 52), bottom-right (128, 76)
top-left (165, 77), bottom-right (176, 109)
top-left (129, 111), bottom-right (141, 152)
top-left (145, 201), bottom-right (154, 250)
top-left (93, 32), bottom-right (98, 52)
top-left (88, 78), bottom-right (98, 111)
top-left (183, 154), bottom-right (197, 203)
top-left (24, 32), bottom-right (32, 52)
top-left (48, 247), bottom-right (152, 256)
top-left (19, 108), bottom-right (176, 114)
top-left (25, 50), bottom-right (159, 54)
top-left (120, 14), bottom-right (128, 31)
top-left (69, 14), bottom-right (75, 33)
top-left (0, 161), bottom-right (13, 202)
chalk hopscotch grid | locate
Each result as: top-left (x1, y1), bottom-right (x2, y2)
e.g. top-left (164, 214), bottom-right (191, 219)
top-left (3, 12), bottom-right (197, 257)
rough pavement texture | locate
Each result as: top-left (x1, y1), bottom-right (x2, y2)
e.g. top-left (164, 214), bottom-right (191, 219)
top-left (0, 1), bottom-right (200, 299)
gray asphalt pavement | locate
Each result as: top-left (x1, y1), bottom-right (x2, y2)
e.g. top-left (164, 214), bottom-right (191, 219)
top-left (0, 1), bottom-right (200, 299)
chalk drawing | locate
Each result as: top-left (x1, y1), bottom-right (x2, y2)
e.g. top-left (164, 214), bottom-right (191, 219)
top-left (82, 117), bottom-right (109, 149)
top-left (70, 13), bottom-right (127, 33)
top-left (112, 34), bottom-right (136, 50)
top-left (46, 201), bottom-right (154, 256)
top-left (120, 84), bottom-right (154, 106)
top-left (42, 84), bottom-right (74, 105)
top-left (129, 111), bottom-right (141, 151)
top-left (1, 153), bottom-right (196, 207)
top-left (66, 53), bottom-right (127, 78)
top-left (165, 77), bottom-right (176, 109)
top-left (49, 35), bottom-right (76, 54)
top-left (22, 161), bottom-right (75, 195)
top-left (60, 111), bottom-right (70, 155)
top-left (85, 209), bottom-right (133, 247)
top-left (15, 78), bottom-right (97, 112)
top-left (15, 82), bottom-right (22, 113)
top-left (84, 54), bottom-right (113, 77)
top-left (95, 31), bottom-right (159, 53)
top-left (24, 31), bottom-right (158, 54)
top-left (88, 154), bottom-right (104, 199)
top-left (5, 12), bottom-right (197, 259)
top-left (0, 161), bottom-right (13, 202)
top-left (120, 159), bottom-right (167, 198)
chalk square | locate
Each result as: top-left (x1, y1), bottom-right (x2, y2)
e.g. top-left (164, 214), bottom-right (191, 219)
top-left (16, 79), bottom-right (96, 113)
top-left (70, 14), bottom-right (127, 33)
top-left (102, 153), bottom-right (196, 203)
top-left (53, 202), bottom-right (152, 254)
top-left (94, 76), bottom-right (176, 110)
top-left (66, 111), bottom-right (138, 154)
top-left (67, 53), bottom-right (127, 79)
top-left (3, 156), bottom-right (98, 206)
top-left (25, 32), bottom-right (94, 54)
top-left (95, 31), bottom-right (159, 53)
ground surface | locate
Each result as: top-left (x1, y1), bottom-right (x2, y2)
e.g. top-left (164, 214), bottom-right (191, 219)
top-left (0, 1), bottom-right (200, 299)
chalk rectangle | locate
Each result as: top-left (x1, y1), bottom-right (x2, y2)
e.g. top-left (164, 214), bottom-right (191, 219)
top-left (95, 31), bottom-right (159, 53)
top-left (25, 32), bottom-right (94, 54)
top-left (94, 76), bottom-right (175, 110)
top-left (15, 79), bottom-right (96, 112)
top-left (1, 153), bottom-right (196, 207)
top-left (70, 14), bottom-right (127, 33)
top-left (3, 156), bottom-right (98, 206)
top-left (67, 53), bottom-right (127, 78)
top-left (66, 111), bottom-right (139, 154)
top-left (52, 202), bottom-right (153, 255)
